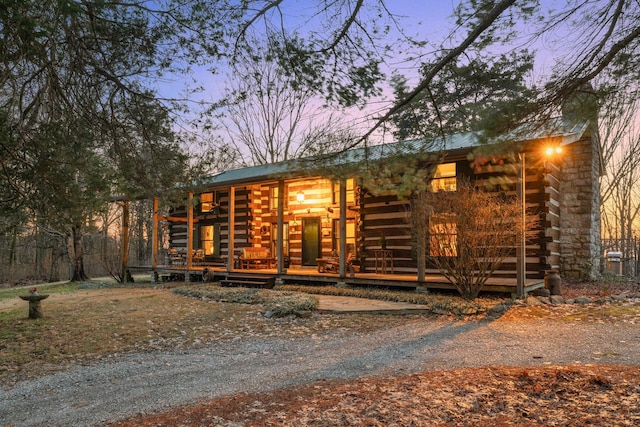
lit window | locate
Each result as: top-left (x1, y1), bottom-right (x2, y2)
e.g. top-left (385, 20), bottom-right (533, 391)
top-left (200, 192), bottom-right (215, 212)
top-left (430, 163), bottom-right (456, 192)
top-left (269, 185), bottom-right (288, 211)
top-left (333, 178), bottom-right (356, 204)
top-left (200, 225), bottom-right (215, 255)
top-left (429, 214), bottom-right (457, 257)
top-left (333, 219), bottom-right (357, 257)
top-left (270, 222), bottom-right (290, 257)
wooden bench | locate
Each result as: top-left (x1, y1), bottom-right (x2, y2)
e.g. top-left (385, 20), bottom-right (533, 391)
top-left (238, 247), bottom-right (275, 269)
top-left (220, 274), bottom-right (276, 289)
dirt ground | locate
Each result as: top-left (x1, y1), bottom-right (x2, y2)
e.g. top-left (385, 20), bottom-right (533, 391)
top-left (112, 365), bottom-right (640, 426)
top-left (557, 278), bottom-right (639, 300)
top-left (109, 278), bottom-right (640, 427)
top-left (2, 278), bottom-right (639, 426)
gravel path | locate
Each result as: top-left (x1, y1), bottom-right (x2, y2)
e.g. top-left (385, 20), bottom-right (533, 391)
top-left (1, 315), bottom-right (639, 426)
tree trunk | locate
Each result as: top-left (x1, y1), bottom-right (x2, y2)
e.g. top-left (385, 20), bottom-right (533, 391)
top-left (417, 239), bottom-right (426, 283)
top-left (121, 200), bottom-right (131, 283)
top-left (49, 245), bottom-right (62, 283)
top-left (8, 228), bottom-right (17, 267)
top-left (69, 225), bottom-right (89, 281)
top-left (410, 192), bottom-right (432, 284)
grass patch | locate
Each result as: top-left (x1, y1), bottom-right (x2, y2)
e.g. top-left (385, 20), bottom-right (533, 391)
top-left (0, 282), bottom-right (80, 301)
top-left (0, 283), bottom-right (274, 384)
top-left (0, 281), bottom-right (399, 385)
top-left (4, 278), bottom-right (632, 388)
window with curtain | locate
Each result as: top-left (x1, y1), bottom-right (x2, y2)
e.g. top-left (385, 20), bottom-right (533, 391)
top-left (429, 163), bottom-right (457, 192)
top-left (271, 222), bottom-right (289, 257)
top-left (200, 192), bottom-right (217, 212)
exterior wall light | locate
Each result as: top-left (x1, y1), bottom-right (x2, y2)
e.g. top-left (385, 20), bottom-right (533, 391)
top-left (545, 146), bottom-right (562, 156)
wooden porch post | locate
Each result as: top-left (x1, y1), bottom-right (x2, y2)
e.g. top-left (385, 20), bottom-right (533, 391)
top-left (276, 179), bottom-right (285, 273)
top-left (227, 186), bottom-right (236, 272)
top-left (339, 179), bottom-right (347, 277)
top-left (186, 192), bottom-right (193, 281)
top-left (151, 197), bottom-right (159, 281)
top-left (516, 153), bottom-right (526, 298)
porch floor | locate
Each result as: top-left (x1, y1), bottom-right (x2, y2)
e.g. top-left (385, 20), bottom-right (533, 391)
top-left (140, 264), bottom-right (544, 295)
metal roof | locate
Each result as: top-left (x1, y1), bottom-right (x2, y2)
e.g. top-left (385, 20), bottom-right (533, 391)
top-left (202, 117), bottom-right (591, 187)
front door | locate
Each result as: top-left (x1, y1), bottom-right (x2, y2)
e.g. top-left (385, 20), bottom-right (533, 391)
top-left (302, 217), bottom-right (320, 266)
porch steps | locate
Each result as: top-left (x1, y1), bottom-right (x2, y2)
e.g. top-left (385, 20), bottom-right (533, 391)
top-left (220, 274), bottom-right (276, 289)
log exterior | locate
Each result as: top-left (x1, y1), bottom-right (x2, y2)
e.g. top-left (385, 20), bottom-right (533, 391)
top-left (164, 118), bottom-right (602, 282)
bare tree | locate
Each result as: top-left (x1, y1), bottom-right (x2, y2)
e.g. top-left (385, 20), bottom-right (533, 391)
top-left (226, 1), bottom-right (640, 151)
top-left (420, 181), bottom-right (537, 300)
top-left (600, 116), bottom-right (640, 264)
top-left (217, 41), bottom-right (354, 165)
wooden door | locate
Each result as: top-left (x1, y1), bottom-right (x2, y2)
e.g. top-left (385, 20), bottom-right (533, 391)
top-left (302, 217), bottom-right (320, 266)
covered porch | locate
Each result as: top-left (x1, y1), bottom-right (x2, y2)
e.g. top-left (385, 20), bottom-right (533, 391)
top-left (144, 263), bottom-right (544, 295)
top-left (120, 147), bottom-right (553, 297)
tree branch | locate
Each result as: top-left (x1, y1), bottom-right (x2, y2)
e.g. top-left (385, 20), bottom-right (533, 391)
top-left (356, 0), bottom-right (517, 146)
top-left (320, 0), bottom-right (365, 54)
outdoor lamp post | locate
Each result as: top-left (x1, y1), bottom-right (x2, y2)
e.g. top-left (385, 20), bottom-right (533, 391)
top-left (516, 145), bottom-right (563, 299)
top-left (516, 153), bottom-right (526, 299)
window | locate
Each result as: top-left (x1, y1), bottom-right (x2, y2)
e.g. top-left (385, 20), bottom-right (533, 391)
top-left (200, 192), bottom-right (217, 212)
top-left (271, 222), bottom-right (289, 257)
top-left (269, 185), bottom-right (288, 211)
top-left (333, 218), bottom-right (357, 256)
top-left (430, 163), bottom-right (456, 192)
top-left (199, 224), bottom-right (220, 256)
top-left (429, 214), bottom-right (457, 257)
top-left (333, 178), bottom-right (356, 204)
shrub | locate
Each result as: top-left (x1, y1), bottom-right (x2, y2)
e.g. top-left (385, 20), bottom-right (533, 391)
top-left (173, 285), bottom-right (318, 318)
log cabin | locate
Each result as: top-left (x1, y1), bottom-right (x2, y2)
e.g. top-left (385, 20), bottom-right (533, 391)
top-left (148, 110), bottom-right (602, 295)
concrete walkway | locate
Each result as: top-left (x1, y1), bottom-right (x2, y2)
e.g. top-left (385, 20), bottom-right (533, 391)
top-left (316, 294), bottom-right (431, 314)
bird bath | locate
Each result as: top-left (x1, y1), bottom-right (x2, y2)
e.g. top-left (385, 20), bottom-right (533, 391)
top-left (19, 294), bottom-right (50, 319)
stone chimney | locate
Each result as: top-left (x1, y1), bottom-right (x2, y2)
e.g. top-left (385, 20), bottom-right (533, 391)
top-left (558, 81), bottom-right (602, 279)
top-left (561, 82), bottom-right (599, 125)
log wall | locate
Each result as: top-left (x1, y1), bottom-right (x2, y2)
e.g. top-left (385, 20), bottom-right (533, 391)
top-left (167, 136), bottom-right (599, 281)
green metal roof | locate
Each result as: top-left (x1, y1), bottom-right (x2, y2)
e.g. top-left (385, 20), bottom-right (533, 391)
top-left (202, 117), bottom-right (592, 187)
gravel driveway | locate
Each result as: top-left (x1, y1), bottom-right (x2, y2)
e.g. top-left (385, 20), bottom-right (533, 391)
top-left (1, 313), bottom-right (639, 426)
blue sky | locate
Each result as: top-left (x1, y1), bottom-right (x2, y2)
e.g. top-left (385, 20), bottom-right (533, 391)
top-left (159, 1), bottom-right (568, 146)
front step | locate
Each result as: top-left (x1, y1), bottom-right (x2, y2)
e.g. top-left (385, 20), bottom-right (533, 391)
top-left (220, 274), bottom-right (276, 289)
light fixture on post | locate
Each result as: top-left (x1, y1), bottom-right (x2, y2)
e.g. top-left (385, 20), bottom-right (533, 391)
top-left (516, 152), bottom-right (526, 299)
